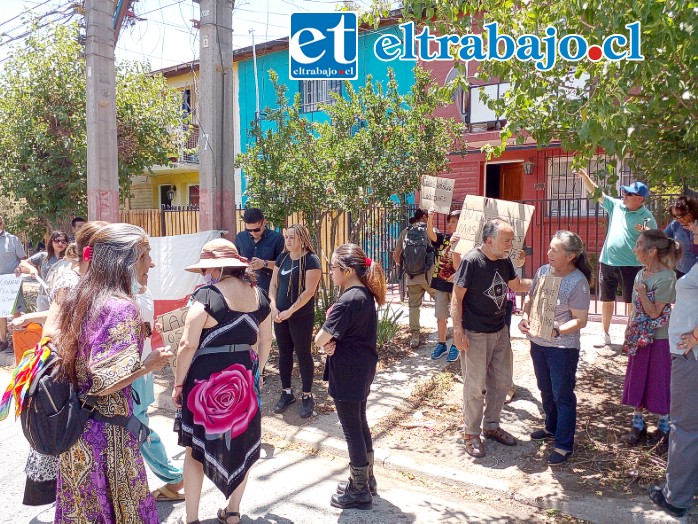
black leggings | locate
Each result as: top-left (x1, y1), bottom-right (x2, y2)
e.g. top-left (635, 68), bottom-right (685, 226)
top-left (274, 313), bottom-right (315, 392)
top-left (334, 399), bottom-right (373, 467)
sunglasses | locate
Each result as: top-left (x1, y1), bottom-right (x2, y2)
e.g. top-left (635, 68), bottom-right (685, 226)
top-left (672, 211), bottom-right (688, 219)
top-left (245, 226), bottom-right (262, 233)
top-left (623, 192), bottom-right (640, 197)
top-left (53, 239), bottom-right (68, 244)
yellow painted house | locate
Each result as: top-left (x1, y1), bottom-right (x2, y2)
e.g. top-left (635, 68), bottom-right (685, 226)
top-left (124, 60), bottom-right (244, 211)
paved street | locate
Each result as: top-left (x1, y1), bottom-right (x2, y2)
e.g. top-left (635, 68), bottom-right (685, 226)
top-left (0, 410), bottom-right (544, 524)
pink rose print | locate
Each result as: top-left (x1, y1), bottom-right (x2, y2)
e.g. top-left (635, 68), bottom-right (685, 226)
top-left (187, 363), bottom-right (258, 437)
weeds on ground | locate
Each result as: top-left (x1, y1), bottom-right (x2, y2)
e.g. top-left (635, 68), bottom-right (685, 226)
top-left (409, 371), bottom-right (455, 405)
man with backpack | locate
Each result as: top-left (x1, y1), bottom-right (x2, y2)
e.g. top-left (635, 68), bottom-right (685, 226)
top-left (393, 209), bottom-right (436, 348)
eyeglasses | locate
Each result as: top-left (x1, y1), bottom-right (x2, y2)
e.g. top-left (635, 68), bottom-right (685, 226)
top-left (53, 239), bottom-right (68, 244)
top-left (329, 265), bottom-right (343, 271)
top-left (623, 192), bottom-right (640, 197)
top-left (245, 227), bottom-right (262, 233)
top-left (672, 211), bottom-right (688, 219)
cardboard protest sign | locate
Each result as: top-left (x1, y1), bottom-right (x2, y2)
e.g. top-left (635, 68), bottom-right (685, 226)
top-left (156, 306), bottom-right (189, 372)
top-left (421, 175), bottom-right (455, 214)
top-left (0, 274), bottom-right (22, 318)
top-left (528, 275), bottom-right (562, 340)
top-left (454, 195), bottom-right (535, 255)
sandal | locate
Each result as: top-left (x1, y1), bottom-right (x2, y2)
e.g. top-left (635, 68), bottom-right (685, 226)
top-left (152, 485), bottom-right (185, 502)
top-left (217, 508), bottom-right (241, 524)
top-left (483, 427), bottom-right (517, 446)
top-left (464, 434), bottom-right (486, 458)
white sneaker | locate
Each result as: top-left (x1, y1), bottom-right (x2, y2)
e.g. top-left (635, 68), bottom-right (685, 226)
top-left (593, 333), bottom-right (612, 348)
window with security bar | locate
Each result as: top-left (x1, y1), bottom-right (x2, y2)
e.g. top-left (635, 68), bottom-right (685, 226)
top-left (547, 156), bottom-right (637, 216)
top-left (299, 80), bottom-right (342, 113)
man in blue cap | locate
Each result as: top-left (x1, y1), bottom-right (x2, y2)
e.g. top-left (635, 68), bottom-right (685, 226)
top-left (575, 169), bottom-right (657, 346)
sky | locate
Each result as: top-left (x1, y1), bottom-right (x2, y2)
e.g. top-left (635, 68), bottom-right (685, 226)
top-left (0, 0), bottom-right (374, 72)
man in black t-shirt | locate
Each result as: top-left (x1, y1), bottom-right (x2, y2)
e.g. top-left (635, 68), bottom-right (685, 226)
top-left (451, 219), bottom-right (532, 458)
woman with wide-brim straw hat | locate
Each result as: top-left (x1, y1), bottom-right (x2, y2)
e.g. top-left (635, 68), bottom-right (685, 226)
top-left (174, 238), bottom-right (272, 524)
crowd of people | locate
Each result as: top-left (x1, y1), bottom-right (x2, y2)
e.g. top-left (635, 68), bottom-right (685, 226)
top-left (0, 183), bottom-right (696, 521)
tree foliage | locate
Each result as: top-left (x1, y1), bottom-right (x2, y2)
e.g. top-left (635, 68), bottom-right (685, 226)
top-left (236, 66), bottom-right (465, 249)
top-left (0, 22), bottom-right (182, 239)
top-left (365, 1), bottom-right (697, 190)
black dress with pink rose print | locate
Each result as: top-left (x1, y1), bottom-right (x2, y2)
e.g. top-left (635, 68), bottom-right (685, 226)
top-left (177, 284), bottom-right (270, 498)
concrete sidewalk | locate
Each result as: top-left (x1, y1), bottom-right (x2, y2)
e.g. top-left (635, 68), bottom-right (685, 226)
top-left (259, 307), bottom-right (678, 523)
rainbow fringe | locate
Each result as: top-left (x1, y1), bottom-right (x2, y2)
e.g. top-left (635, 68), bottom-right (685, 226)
top-left (0, 338), bottom-right (52, 421)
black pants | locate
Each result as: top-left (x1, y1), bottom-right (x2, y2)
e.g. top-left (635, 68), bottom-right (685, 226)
top-left (334, 399), bottom-right (373, 467)
top-left (274, 313), bottom-right (315, 392)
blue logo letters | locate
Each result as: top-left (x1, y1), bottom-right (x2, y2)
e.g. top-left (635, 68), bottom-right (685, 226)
top-left (290, 13), bottom-right (358, 80)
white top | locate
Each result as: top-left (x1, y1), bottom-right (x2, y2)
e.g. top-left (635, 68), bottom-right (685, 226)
top-left (668, 264), bottom-right (698, 358)
top-left (135, 287), bottom-right (154, 360)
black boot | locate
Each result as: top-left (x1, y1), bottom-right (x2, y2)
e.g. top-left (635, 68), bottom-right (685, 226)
top-left (330, 464), bottom-right (372, 510)
top-left (336, 451), bottom-right (377, 495)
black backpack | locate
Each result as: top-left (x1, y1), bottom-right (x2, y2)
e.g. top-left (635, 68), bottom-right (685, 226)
top-left (401, 223), bottom-right (434, 277)
top-left (21, 343), bottom-right (150, 456)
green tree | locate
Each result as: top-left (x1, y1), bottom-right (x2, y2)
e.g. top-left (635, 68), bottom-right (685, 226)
top-left (0, 22), bottom-right (182, 240)
top-left (237, 66), bottom-right (465, 249)
top-left (366, 1), bottom-right (697, 190)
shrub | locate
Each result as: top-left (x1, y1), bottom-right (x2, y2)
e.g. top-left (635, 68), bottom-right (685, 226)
top-left (376, 305), bottom-right (404, 349)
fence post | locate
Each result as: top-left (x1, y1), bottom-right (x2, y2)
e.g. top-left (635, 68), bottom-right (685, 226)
top-left (160, 205), bottom-right (167, 236)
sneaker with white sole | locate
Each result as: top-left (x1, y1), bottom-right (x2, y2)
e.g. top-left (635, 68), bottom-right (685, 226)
top-left (593, 333), bottom-right (612, 348)
top-left (446, 345), bottom-right (460, 362)
top-left (431, 343), bottom-right (448, 359)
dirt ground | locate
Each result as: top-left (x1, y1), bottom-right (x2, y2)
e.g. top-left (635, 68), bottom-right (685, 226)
top-left (370, 326), bottom-right (672, 500)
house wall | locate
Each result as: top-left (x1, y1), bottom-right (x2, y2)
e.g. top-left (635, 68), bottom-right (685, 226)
top-left (235, 25), bottom-right (416, 202)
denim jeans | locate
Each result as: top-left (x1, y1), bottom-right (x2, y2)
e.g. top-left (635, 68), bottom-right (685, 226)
top-left (530, 341), bottom-right (580, 452)
top-left (334, 399), bottom-right (373, 467)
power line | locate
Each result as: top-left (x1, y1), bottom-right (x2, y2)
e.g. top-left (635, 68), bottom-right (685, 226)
top-left (0, 0), bottom-right (55, 30)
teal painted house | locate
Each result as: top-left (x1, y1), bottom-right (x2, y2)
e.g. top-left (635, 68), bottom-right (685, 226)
top-left (233, 20), bottom-right (415, 202)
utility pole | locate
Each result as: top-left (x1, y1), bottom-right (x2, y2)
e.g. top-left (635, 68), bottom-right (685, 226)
top-left (85, 0), bottom-right (120, 222)
top-left (197, 0), bottom-right (236, 238)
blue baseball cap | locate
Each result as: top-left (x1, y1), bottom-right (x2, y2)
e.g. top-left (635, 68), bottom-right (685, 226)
top-left (621, 181), bottom-right (649, 198)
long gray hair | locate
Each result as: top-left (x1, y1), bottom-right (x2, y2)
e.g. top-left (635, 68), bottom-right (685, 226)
top-left (58, 223), bottom-right (149, 382)
top-left (553, 230), bottom-right (592, 282)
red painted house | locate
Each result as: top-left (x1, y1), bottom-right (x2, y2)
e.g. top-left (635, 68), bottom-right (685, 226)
top-left (416, 53), bottom-right (667, 283)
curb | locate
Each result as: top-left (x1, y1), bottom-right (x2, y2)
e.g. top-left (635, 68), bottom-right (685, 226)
top-left (260, 417), bottom-right (675, 524)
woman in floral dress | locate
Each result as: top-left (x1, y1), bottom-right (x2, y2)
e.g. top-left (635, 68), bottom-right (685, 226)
top-left (174, 239), bottom-right (272, 524)
top-left (54, 223), bottom-right (173, 523)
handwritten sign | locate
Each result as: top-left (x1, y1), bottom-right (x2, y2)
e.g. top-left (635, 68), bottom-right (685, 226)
top-left (156, 306), bottom-right (189, 372)
top-left (529, 275), bottom-right (562, 340)
top-left (421, 175), bottom-right (455, 214)
top-left (0, 274), bottom-right (22, 318)
top-left (453, 195), bottom-right (535, 255)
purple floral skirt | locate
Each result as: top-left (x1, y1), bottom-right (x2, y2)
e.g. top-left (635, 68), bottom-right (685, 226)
top-left (178, 349), bottom-right (261, 498)
top-left (622, 338), bottom-right (671, 414)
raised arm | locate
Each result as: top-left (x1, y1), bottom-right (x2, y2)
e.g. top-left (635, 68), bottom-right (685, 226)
top-left (426, 209), bottom-right (438, 243)
top-left (573, 168), bottom-right (605, 204)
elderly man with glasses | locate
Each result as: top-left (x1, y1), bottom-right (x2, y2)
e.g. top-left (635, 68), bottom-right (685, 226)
top-left (234, 208), bottom-right (285, 296)
top-left (574, 169), bottom-right (657, 347)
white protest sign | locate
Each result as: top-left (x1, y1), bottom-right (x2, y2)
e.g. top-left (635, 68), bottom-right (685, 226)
top-left (156, 306), bottom-right (189, 373)
top-left (454, 195), bottom-right (535, 255)
top-left (0, 274), bottom-right (22, 318)
top-left (529, 275), bottom-right (562, 340)
top-left (420, 175), bottom-right (455, 215)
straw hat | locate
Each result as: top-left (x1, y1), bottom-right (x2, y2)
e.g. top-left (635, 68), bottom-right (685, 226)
top-left (184, 239), bottom-right (249, 272)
